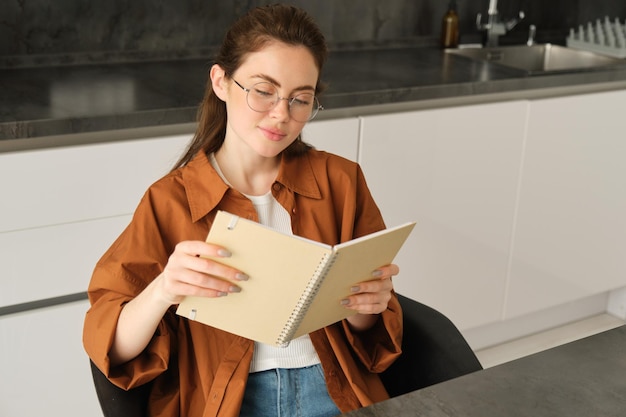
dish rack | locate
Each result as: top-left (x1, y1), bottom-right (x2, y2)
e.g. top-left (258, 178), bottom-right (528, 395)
top-left (566, 17), bottom-right (626, 58)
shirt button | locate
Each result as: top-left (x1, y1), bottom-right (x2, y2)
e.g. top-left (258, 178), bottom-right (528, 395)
top-left (272, 183), bottom-right (281, 191)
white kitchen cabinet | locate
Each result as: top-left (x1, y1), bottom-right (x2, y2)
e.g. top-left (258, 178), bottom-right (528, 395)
top-left (0, 134), bottom-right (190, 308)
top-left (0, 134), bottom-right (190, 233)
top-left (0, 215), bottom-right (130, 306)
top-left (0, 133), bottom-right (192, 416)
top-left (507, 89), bottom-right (626, 319)
top-left (0, 300), bottom-right (101, 417)
top-left (359, 101), bottom-right (529, 330)
top-left (302, 117), bottom-right (360, 161)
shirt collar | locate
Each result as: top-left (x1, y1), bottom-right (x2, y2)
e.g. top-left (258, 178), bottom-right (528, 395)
top-left (182, 152), bottom-right (229, 223)
top-left (276, 153), bottom-right (322, 200)
top-left (182, 151), bottom-right (322, 223)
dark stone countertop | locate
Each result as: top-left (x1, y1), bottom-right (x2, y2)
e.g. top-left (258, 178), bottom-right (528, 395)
top-left (2, 46), bottom-right (626, 151)
top-left (342, 325), bottom-right (626, 417)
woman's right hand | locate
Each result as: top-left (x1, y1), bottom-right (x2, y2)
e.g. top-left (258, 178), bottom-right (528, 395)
top-left (156, 240), bottom-right (249, 305)
top-left (111, 240), bottom-right (247, 365)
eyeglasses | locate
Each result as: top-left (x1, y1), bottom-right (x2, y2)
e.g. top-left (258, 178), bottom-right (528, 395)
top-left (232, 79), bottom-right (323, 122)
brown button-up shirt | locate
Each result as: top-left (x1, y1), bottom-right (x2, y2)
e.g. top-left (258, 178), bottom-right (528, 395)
top-left (83, 149), bottom-right (402, 417)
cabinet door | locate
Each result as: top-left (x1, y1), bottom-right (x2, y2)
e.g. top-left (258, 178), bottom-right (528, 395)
top-left (359, 101), bottom-right (528, 330)
top-left (0, 300), bottom-right (101, 417)
top-left (0, 134), bottom-right (190, 232)
top-left (0, 134), bottom-right (190, 307)
top-left (0, 215), bottom-right (130, 307)
top-left (302, 118), bottom-right (359, 161)
top-left (507, 89), bottom-right (626, 318)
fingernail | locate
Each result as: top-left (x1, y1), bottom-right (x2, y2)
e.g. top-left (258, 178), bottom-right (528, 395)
top-left (218, 249), bottom-right (232, 257)
top-left (228, 286), bottom-right (241, 293)
top-left (217, 291), bottom-right (228, 297)
top-left (235, 272), bottom-right (249, 281)
top-left (350, 286), bottom-right (360, 293)
top-left (372, 270), bottom-right (383, 278)
top-left (340, 299), bottom-right (350, 306)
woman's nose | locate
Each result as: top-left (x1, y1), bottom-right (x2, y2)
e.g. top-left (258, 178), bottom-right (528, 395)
top-left (269, 98), bottom-right (291, 121)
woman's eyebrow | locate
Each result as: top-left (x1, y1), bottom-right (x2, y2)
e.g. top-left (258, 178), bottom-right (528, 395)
top-left (251, 74), bottom-right (316, 92)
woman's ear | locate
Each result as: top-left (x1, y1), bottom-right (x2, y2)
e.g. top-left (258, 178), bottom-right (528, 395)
top-left (210, 64), bottom-right (228, 101)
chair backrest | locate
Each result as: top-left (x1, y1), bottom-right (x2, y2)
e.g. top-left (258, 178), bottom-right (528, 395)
top-left (90, 294), bottom-right (483, 414)
top-left (90, 360), bottom-right (152, 417)
top-left (380, 293), bottom-right (483, 397)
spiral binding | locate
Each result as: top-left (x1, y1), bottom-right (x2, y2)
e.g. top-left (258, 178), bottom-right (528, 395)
top-left (275, 252), bottom-right (336, 347)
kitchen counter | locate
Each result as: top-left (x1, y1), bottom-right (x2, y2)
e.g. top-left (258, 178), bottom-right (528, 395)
top-left (2, 46), bottom-right (626, 151)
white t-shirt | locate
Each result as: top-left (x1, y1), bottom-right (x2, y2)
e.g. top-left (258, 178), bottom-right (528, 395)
top-left (209, 153), bottom-right (322, 372)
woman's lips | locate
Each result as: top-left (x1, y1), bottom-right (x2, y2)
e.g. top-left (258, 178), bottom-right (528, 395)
top-left (260, 126), bottom-right (287, 141)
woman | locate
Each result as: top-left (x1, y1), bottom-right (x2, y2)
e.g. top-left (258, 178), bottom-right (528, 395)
top-left (83, 4), bottom-right (402, 417)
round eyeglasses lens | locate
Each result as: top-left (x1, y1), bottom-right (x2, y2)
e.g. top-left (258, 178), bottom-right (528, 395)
top-left (289, 93), bottom-right (320, 122)
top-left (247, 83), bottom-right (277, 112)
top-left (246, 82), bottom-right (320, 122)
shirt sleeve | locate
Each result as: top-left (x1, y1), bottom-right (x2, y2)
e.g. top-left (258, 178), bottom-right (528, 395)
top-left (341, 163), bottom-right (403, 371)
top-left (83, 183), bottom-right (183, 389)
top-left (340, 294), bottom-right (403, 372)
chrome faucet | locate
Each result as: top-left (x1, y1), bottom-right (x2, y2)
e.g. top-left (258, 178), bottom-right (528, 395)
top-left (476, 0), bottom-right (525, 47)
top-left (526, 24), bottom-right (536, 46)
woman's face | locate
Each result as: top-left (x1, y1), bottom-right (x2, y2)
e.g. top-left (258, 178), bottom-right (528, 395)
top-left (212, 41), bottom-right (320, 159)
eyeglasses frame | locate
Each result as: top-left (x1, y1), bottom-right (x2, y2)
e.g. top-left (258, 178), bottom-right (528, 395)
top-left (232, 79), bottom-right (323, 122)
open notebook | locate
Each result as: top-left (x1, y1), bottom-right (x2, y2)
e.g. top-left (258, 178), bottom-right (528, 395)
top-left (176, 210), bottom-right (415, 347)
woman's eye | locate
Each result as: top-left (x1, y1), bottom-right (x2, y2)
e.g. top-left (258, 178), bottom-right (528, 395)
top-left (292, 96), bottom-right (312, 107)
top-left (254, 88), bottom-right (274, 97)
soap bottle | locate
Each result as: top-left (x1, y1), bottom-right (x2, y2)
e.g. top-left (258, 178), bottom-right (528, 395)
top-left (441, 0), bottom-right (459, 49)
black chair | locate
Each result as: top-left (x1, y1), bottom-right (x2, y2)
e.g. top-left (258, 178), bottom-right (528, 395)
top-left (90, 360), bottom-right (152, 417)
top-left (379, 293), bottom-right (483, 397)
top-left (90, 294), bottom-right (482, 415)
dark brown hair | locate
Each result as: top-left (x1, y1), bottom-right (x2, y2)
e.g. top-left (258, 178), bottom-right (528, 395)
top-left (172, 4), bottom-right (328, 169)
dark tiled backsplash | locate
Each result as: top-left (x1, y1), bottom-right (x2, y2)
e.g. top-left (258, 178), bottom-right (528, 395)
top-left (1, 0), bottom-right (625, 66)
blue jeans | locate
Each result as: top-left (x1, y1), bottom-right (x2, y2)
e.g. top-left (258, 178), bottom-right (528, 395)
top-left (239, 364), bottom-right (341, 417)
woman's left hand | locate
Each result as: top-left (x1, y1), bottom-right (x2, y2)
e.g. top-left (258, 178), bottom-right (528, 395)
top-left (342, 263), bottom-right (399, 331)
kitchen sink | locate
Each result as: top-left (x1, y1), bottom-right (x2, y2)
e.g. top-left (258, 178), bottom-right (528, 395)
top-left (446, 44), bottom-right (625, 74)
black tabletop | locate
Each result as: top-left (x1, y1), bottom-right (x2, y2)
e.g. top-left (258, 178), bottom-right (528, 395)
top-left (343, 325), bottom-right (626, 416)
